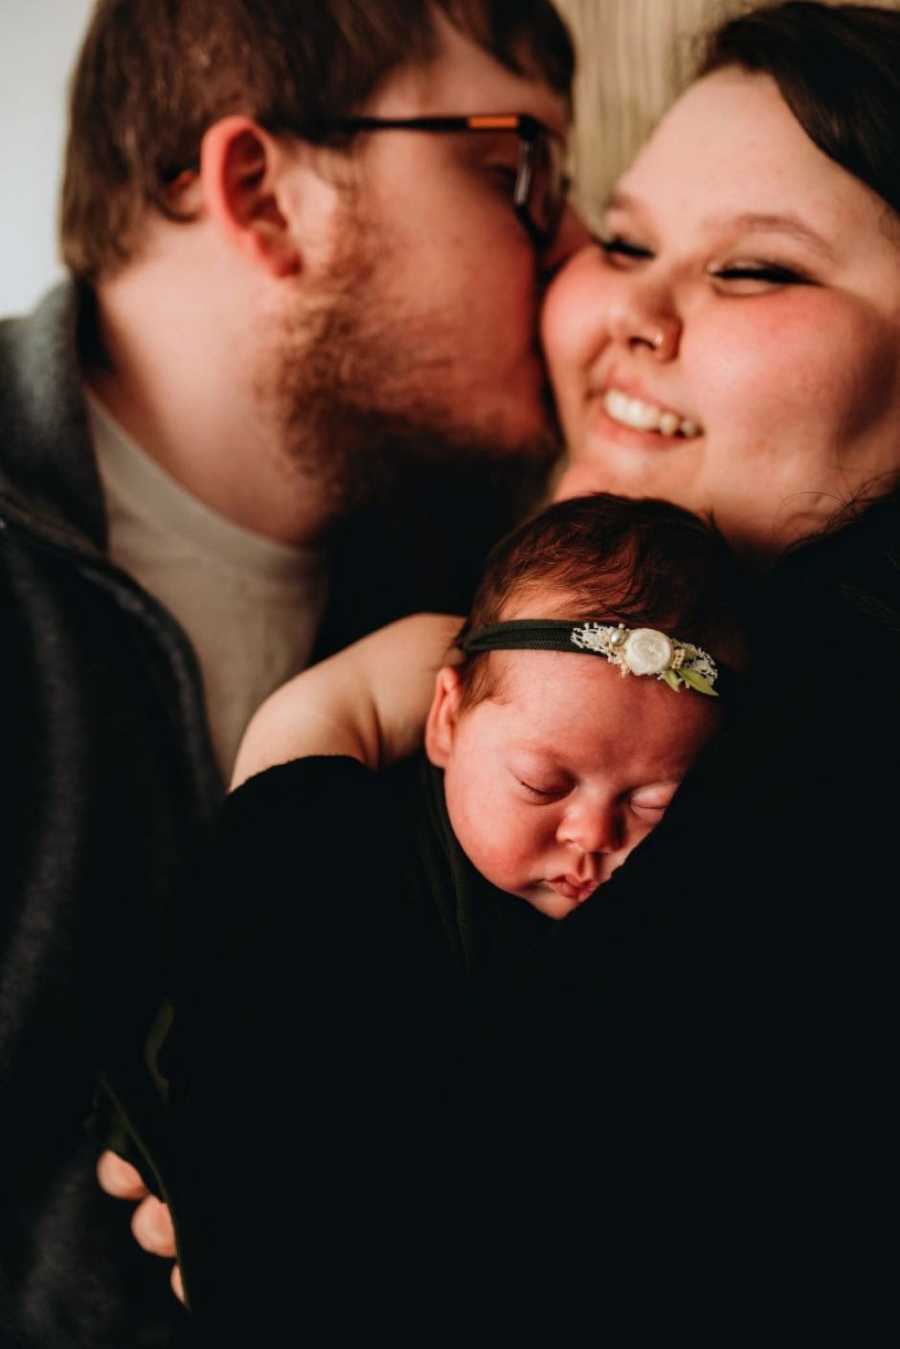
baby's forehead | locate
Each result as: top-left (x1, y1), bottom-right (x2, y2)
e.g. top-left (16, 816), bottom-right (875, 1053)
top-left (484, 644), bottom-right (719, 761)
top-left (488, 644), bottom-right (652, 712)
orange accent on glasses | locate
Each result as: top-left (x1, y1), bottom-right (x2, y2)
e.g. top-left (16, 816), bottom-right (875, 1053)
top-left (466, 116), bottom-right (521, 130)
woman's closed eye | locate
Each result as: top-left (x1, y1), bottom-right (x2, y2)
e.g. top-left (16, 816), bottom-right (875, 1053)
top-left (597, 232), bottom-right (813, 292)
top-left (597, 233), bottom-right (653, 265)
top-left (709, 260), bottom-right (812, 292)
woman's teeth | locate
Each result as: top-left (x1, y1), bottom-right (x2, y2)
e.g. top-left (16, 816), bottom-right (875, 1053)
top-left (604, 388), bottom-right (700, 439)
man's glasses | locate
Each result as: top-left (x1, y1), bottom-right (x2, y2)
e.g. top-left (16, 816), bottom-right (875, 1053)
top-left (324, 113), bottom-right (570, 249)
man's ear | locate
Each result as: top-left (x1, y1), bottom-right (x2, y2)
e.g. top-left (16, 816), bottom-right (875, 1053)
top-left (424, 666), bottom-right (464, 769)
top-left (199, 115), bottom-right (301, 278)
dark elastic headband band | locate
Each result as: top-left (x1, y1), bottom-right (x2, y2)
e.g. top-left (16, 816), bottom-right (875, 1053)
top-left (460, 619), bottom-right (735, 701)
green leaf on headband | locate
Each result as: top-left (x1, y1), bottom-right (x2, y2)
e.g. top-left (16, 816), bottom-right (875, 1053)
top-left (661, 668), bottom-right (684, 693)
top-left (681, 669), bottom-right (718, 697)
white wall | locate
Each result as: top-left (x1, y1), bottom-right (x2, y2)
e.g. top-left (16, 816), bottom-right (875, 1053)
top-left (1, 0), bottom-right (95, 316)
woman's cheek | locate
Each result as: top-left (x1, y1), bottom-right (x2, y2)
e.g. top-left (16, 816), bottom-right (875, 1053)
top-left (699, 293), bottom-right (864, 428)
top-left (541, 253), bottom-right (606, 395)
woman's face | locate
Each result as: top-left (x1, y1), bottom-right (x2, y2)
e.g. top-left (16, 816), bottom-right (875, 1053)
top-left (543, 68), bottom-right (900, 555)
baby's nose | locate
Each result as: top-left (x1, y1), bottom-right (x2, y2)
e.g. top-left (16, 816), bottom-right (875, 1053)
top-left (559, 803), bottom-right (622, 856)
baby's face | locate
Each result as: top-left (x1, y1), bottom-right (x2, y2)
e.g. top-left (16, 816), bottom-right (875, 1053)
top-left (426, 646), bottom-right (720, 919)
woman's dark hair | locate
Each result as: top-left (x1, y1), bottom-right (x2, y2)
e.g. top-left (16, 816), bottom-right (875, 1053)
top-left (697, 2), bottom-right (900, 217)
top-left (456, 493), bottom-right (747, 708)
top-left (61, 0), bottom-right (574, 282)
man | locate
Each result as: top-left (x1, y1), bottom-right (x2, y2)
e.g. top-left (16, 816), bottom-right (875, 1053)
top-left (0, 1), bottom-right (583, 1344)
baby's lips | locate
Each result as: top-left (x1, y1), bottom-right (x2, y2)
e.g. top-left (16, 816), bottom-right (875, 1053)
top-left (548, 875), bottom-right (597, 903)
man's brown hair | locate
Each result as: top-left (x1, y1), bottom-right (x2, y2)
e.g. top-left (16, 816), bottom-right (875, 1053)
top-left (456, 493), bottom-right (748, 708)
top-left (60, 0), bottom-right (575, 282)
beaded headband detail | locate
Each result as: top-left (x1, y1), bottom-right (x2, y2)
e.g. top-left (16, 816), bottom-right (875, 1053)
top-left (460, 619), bottom-right (725, 698)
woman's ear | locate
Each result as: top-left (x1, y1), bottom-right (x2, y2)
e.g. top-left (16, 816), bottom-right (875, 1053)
top-left (199, 115), bottom-right (301, 277)
top-left (424, 666), bottom-right (464, 769)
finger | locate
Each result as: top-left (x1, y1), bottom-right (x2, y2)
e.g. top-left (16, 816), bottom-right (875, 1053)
top-left (97, 1150), bottom-right (149, 1201)
top-left (131, 1195), bottom-right (177, 1258)
top-left (171, 1263), bottom-right (185, 1305)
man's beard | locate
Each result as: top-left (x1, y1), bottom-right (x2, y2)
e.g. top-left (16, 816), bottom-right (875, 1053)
top-left (260, 206), bottom-right (562, 523)
top-left (258, 208), bottom-right (564, 648)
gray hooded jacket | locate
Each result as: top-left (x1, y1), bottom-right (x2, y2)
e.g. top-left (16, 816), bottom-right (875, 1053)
top-left (0, 283), bottom-right (219, 1347)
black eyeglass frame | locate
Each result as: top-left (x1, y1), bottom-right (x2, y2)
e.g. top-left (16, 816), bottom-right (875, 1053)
top-left (323, 113), bottom-right (570, 248)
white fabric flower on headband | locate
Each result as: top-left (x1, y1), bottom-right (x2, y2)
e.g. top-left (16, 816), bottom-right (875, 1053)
top-left (570, 622), bottom-right (719, 696)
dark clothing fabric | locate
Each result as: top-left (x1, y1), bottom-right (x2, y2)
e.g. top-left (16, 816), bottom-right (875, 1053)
top-left (163, 753), bottom-right (553, 1341)
top-left (167, 492), bottom-right (900, 1339)
top-left (1, 285), bottom-right (216, 1347)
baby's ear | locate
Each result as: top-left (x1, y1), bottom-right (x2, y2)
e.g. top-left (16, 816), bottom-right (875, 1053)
top-left (424, 666), bottom-right (463, 768)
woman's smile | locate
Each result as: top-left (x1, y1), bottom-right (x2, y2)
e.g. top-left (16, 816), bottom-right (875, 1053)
top-left (601, 387), bottom-right (702, 439)
top-left (585, 373), bottom-right (704, 451)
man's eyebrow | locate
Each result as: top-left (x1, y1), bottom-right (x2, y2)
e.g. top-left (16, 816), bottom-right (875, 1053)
top-left (604, 192), bottom-right (837, 260)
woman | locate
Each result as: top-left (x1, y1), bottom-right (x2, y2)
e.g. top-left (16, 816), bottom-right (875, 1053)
top-left (546, 2), bottom-right (900, 557)
top-left (524, 0), bottom-right (900, 1286)
top-left (122, 0), bottom-right (900, 1329)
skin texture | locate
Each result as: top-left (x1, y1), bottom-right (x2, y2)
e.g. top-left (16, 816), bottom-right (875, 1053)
top-left (232, 613), bottom-right (462, 787)
top-left (426, 640), bottom-right (721, 920)
top-left (544, 69), bottom-right (900, 559)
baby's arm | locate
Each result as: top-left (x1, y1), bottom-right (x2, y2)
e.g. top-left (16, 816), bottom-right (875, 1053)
top-left (231, 613), bottom-right (462, 789)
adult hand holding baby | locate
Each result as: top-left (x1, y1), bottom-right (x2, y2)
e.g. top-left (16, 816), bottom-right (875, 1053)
top-left (96, 1152), bottom-right (184, 1304)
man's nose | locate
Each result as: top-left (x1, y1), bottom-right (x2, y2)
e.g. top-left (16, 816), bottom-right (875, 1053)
top-left (540, 201), bottom-right (592, 279)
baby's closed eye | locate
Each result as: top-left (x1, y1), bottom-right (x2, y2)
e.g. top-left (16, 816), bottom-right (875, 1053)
top-left (629, 785), bottom-right (678, 821)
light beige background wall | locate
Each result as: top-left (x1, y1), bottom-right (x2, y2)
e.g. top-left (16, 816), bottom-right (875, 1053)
top-left (555, 0), bottom-right (900, 226)
top-left (0, 0), bottom-right (95, 316)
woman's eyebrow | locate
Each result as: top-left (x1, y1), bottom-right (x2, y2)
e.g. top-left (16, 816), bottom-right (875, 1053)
top-left (711, 211), bottom-right (838, 260)
top-left (605, 193), bottom-right (837, 262)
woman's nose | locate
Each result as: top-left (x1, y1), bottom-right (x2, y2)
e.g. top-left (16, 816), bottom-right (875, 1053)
top-left (608, 288), bottom-right (682, 361)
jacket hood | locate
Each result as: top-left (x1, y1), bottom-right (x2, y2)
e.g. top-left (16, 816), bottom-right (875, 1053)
top-left (0, 279), bottom-right (106, 553)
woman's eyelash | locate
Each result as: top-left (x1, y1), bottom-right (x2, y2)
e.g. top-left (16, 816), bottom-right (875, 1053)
top-left (712, 263), bottom-right (808, 284)
top-left (597, 234), bottom-right (652, 260)
top-left (597, 236), bottom-right (810, 286)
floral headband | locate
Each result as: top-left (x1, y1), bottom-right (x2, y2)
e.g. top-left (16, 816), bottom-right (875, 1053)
top-left (459, 619), bottom-right (731, 699)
